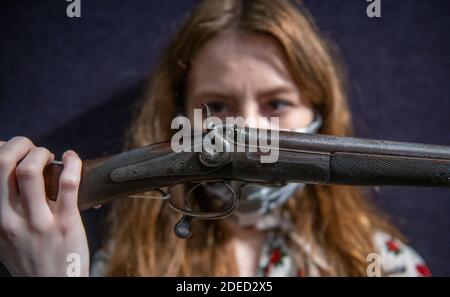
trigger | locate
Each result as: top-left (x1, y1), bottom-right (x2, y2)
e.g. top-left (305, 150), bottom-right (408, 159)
top-left (174, 215), bottom-right (192, 239)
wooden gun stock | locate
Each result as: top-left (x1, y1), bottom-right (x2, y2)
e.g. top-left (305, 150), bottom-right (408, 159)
top-left (43, 158), bottom-right (106, 210)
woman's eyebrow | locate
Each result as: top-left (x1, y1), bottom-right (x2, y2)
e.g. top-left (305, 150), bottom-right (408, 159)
top-left (192, 89), bottom-right (235, 101)
top-left (257, 85), bottom-right (297, 98)
top-left (191, 84), bottom-right (297, 101)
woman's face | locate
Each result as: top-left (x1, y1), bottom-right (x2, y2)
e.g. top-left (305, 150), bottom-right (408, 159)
top-left (185, 31), bottom-right (314, 130)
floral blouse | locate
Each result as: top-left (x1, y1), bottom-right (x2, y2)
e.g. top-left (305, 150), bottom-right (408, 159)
top-left (257, 230), bottom-right (431, 277)
top-left (91, 230), bottom-right (431, 277)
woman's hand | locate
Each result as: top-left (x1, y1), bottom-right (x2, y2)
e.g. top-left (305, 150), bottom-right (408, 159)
top-left (0, 137), bottom-right (89, 276)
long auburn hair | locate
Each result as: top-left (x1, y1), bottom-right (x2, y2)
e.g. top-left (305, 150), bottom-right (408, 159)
top-left (104, 0), bottom-right (400, 276)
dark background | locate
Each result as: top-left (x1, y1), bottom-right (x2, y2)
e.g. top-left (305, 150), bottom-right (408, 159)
top-left (0, 0), bottom-right (449, 276)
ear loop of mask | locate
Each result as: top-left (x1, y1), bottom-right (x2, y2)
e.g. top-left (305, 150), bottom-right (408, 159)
top-left (293, 113), bottom-right (323, 134)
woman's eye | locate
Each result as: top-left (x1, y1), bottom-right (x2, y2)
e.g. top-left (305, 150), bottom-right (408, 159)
top-left (205, 101), bottom-right (230, 114)
top-left (265, 99), bottom-right (294, 112)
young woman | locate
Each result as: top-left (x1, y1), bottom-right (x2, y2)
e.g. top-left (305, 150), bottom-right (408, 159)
top-left (0, 0), bottom-right (432, 277)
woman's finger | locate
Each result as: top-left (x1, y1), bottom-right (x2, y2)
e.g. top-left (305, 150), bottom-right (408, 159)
top-left (55, 150), bottom-right (82, 218)
top-left (0, 137), bottom-right (35, 215)
top-left (16, 146), bottom-right (54, 223)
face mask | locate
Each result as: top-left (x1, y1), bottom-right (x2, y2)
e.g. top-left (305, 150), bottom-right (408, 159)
top-left (203, 114), bottom-right (323, 230)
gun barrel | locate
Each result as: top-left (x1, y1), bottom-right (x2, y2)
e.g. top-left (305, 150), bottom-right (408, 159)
top-left (277, 130), bottom-right (450, 159)
top-left (238, 127), bottom-right (450, 188)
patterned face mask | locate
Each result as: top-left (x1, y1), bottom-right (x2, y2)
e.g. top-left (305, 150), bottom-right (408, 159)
top-left (203, 114), bottom-right (323, 230)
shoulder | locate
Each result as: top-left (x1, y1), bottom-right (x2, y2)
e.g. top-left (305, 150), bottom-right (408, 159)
top-left (372, 231), bottom-right (432, 277)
